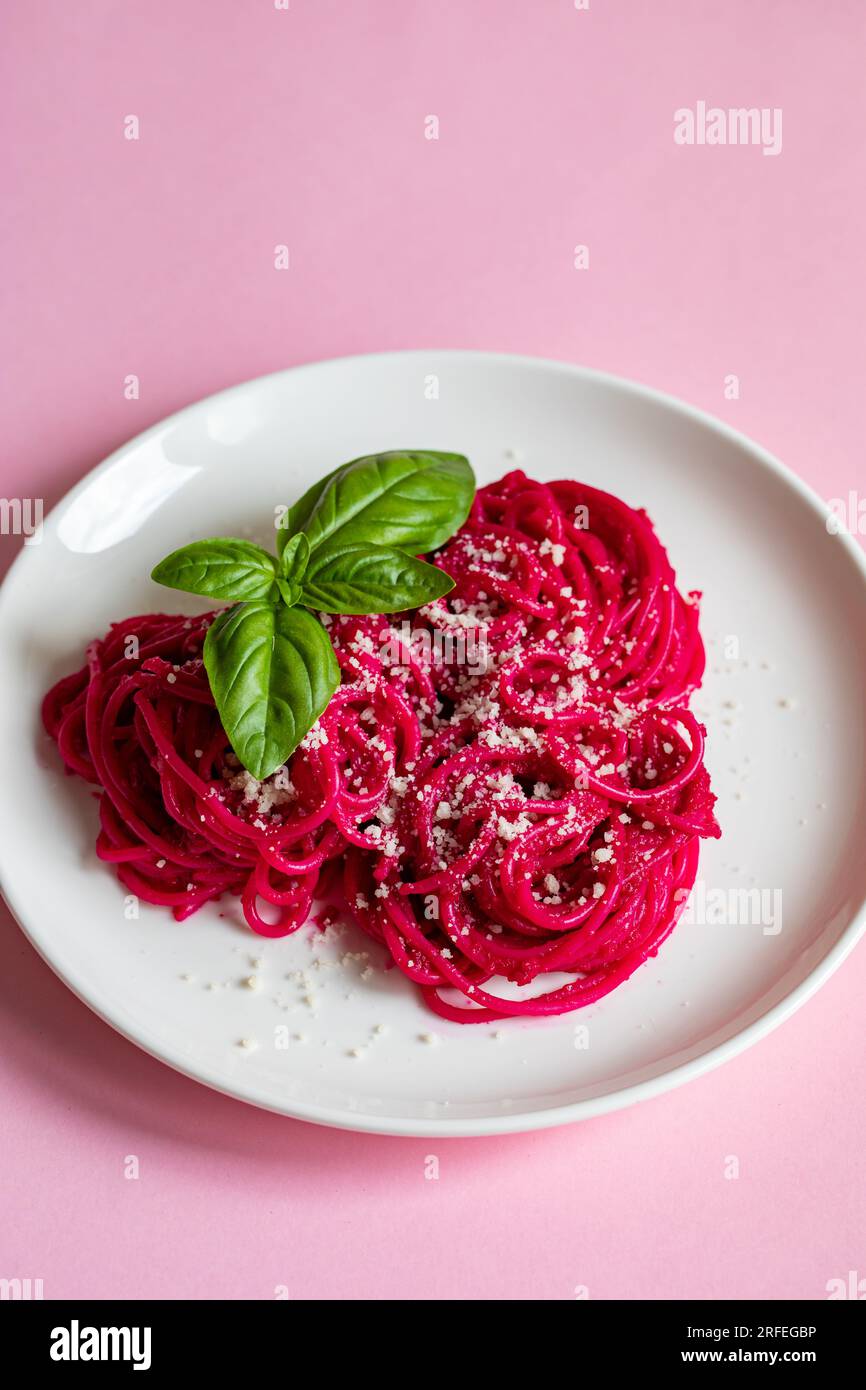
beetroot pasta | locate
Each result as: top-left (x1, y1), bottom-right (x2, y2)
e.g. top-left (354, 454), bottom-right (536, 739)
top-left (43, 471), bottom-right (719, 1022)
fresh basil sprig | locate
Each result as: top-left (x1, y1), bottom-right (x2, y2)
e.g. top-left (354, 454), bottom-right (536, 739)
top-left (151, 450), bottom-right (474, 779)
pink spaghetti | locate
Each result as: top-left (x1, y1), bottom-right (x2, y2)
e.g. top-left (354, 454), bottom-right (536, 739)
top-left (43, 472), bottom-right (719, 1022)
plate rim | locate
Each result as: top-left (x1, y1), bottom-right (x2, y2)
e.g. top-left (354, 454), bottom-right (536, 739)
top-left (2, 348), bottom-right (865, 1137)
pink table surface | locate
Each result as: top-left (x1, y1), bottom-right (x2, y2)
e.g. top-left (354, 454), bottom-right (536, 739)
top-left (2, 0), bottom-right (864, 1301)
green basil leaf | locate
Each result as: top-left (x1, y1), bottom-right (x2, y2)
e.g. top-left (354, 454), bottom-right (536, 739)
top-left (203, 601), bottom-right (340, 779)
top-left (300, 541), bottom-right (455, 614)
top-left (278, 461), bottom-right (345, 545)
top-left (279, 532), bottom-right (310, 583)
top-left (278, 451), bottom-right (474, 556)
top-left (152, 539), bottom-right (277, 602)
top-left (275, 578), bottom-right (301, 607)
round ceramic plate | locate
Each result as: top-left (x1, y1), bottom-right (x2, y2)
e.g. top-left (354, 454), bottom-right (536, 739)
top-left (2, 351), bottom-right (865, 1136)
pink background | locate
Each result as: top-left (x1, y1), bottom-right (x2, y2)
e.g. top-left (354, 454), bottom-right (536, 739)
top-left (2, 0), bottom-right (864, 1300)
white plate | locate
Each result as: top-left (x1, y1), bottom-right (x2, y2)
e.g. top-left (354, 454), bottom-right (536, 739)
top-left (2, 351), bottom-right (865, 1136)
